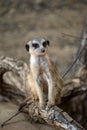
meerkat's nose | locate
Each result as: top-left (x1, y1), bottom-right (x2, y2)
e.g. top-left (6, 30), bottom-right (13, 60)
top-left (41, 49), bottom-right (45, 53)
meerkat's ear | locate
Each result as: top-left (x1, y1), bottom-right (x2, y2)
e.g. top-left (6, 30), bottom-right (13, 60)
top-left (25, 44), bottom-right (29, 51)
top-left (47, 40), bottom-right (50, 46)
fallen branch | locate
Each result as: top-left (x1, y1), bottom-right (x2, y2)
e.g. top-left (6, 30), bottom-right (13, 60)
top-left (28, 102), bottom-right (85, 130)
top-left (0, 56), bottom-right (86, 130)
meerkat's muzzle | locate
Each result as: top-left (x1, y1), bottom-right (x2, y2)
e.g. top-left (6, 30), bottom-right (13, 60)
top-left (41, 48), bottom-right (45, 53)
top-left (30, 51), bottom-right (47, 57)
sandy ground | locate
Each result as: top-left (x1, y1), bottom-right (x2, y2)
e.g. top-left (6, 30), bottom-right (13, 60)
top-left (0, 2), bottom-right (87, 130)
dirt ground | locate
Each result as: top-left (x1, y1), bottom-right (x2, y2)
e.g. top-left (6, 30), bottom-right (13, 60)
top-left (0, 1), bottom-right (87, 130)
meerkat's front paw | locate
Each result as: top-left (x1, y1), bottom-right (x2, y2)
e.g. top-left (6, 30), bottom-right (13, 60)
top-left (39, 101), bottom-right (46, 109)
top-left (46, 101), bottom-right (55, 110)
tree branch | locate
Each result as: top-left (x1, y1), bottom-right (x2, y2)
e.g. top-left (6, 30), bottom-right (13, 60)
top-left (0, 56), bottom-right (86, 130)
top-left (27, 102), bottom-right (85, 130)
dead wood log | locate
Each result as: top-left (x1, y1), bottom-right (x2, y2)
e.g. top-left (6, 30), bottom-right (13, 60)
top-left (28, 102), bottom-right (85, 130)
top-left (61, 21), bottom-right (87, 129)
top-left (0, 56), bottom-right (27, 104)
top-left (0, 56), bottom-right (85, 130)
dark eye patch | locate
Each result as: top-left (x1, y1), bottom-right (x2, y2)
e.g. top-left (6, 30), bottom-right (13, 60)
top-left (43, 41), bottom-right (47, 48)
top-left (32, 43), bottom-right (39, 48)
top-left (47, 40), bottom-right (50, 46)
top-left (25, 44), bottom-right (29, 51)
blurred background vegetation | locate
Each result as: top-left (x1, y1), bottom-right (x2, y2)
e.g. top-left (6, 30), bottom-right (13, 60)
top-left (0, 0), bottom-right (87, 74)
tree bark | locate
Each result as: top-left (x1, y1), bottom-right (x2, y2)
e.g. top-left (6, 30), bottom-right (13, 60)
top-left (0, 56), bottom-right (85, 130)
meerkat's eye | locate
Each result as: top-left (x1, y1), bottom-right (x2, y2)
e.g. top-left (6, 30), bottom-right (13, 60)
top-left (43, 41), bottom-right (47, 48)
top-left (32, 43), bottom-right (39, 48)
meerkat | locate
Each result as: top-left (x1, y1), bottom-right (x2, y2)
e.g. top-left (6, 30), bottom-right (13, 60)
top-left (21, 38), bottom-right (64, 109)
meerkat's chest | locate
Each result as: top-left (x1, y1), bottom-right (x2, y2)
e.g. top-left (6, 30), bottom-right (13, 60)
top-left (30, 56), bottom-right (49, 72)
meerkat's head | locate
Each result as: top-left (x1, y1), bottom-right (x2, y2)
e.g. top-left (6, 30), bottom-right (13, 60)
top-left (25, 38), bottom-right (50, 56)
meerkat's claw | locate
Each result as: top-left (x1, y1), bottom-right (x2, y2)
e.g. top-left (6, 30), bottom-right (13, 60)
top-left (46, 102), bottom-right (55, 110)
top-left (40, 105), bottom-right (45, 110)
top-left (39, 102), bottom-right (46, 109)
